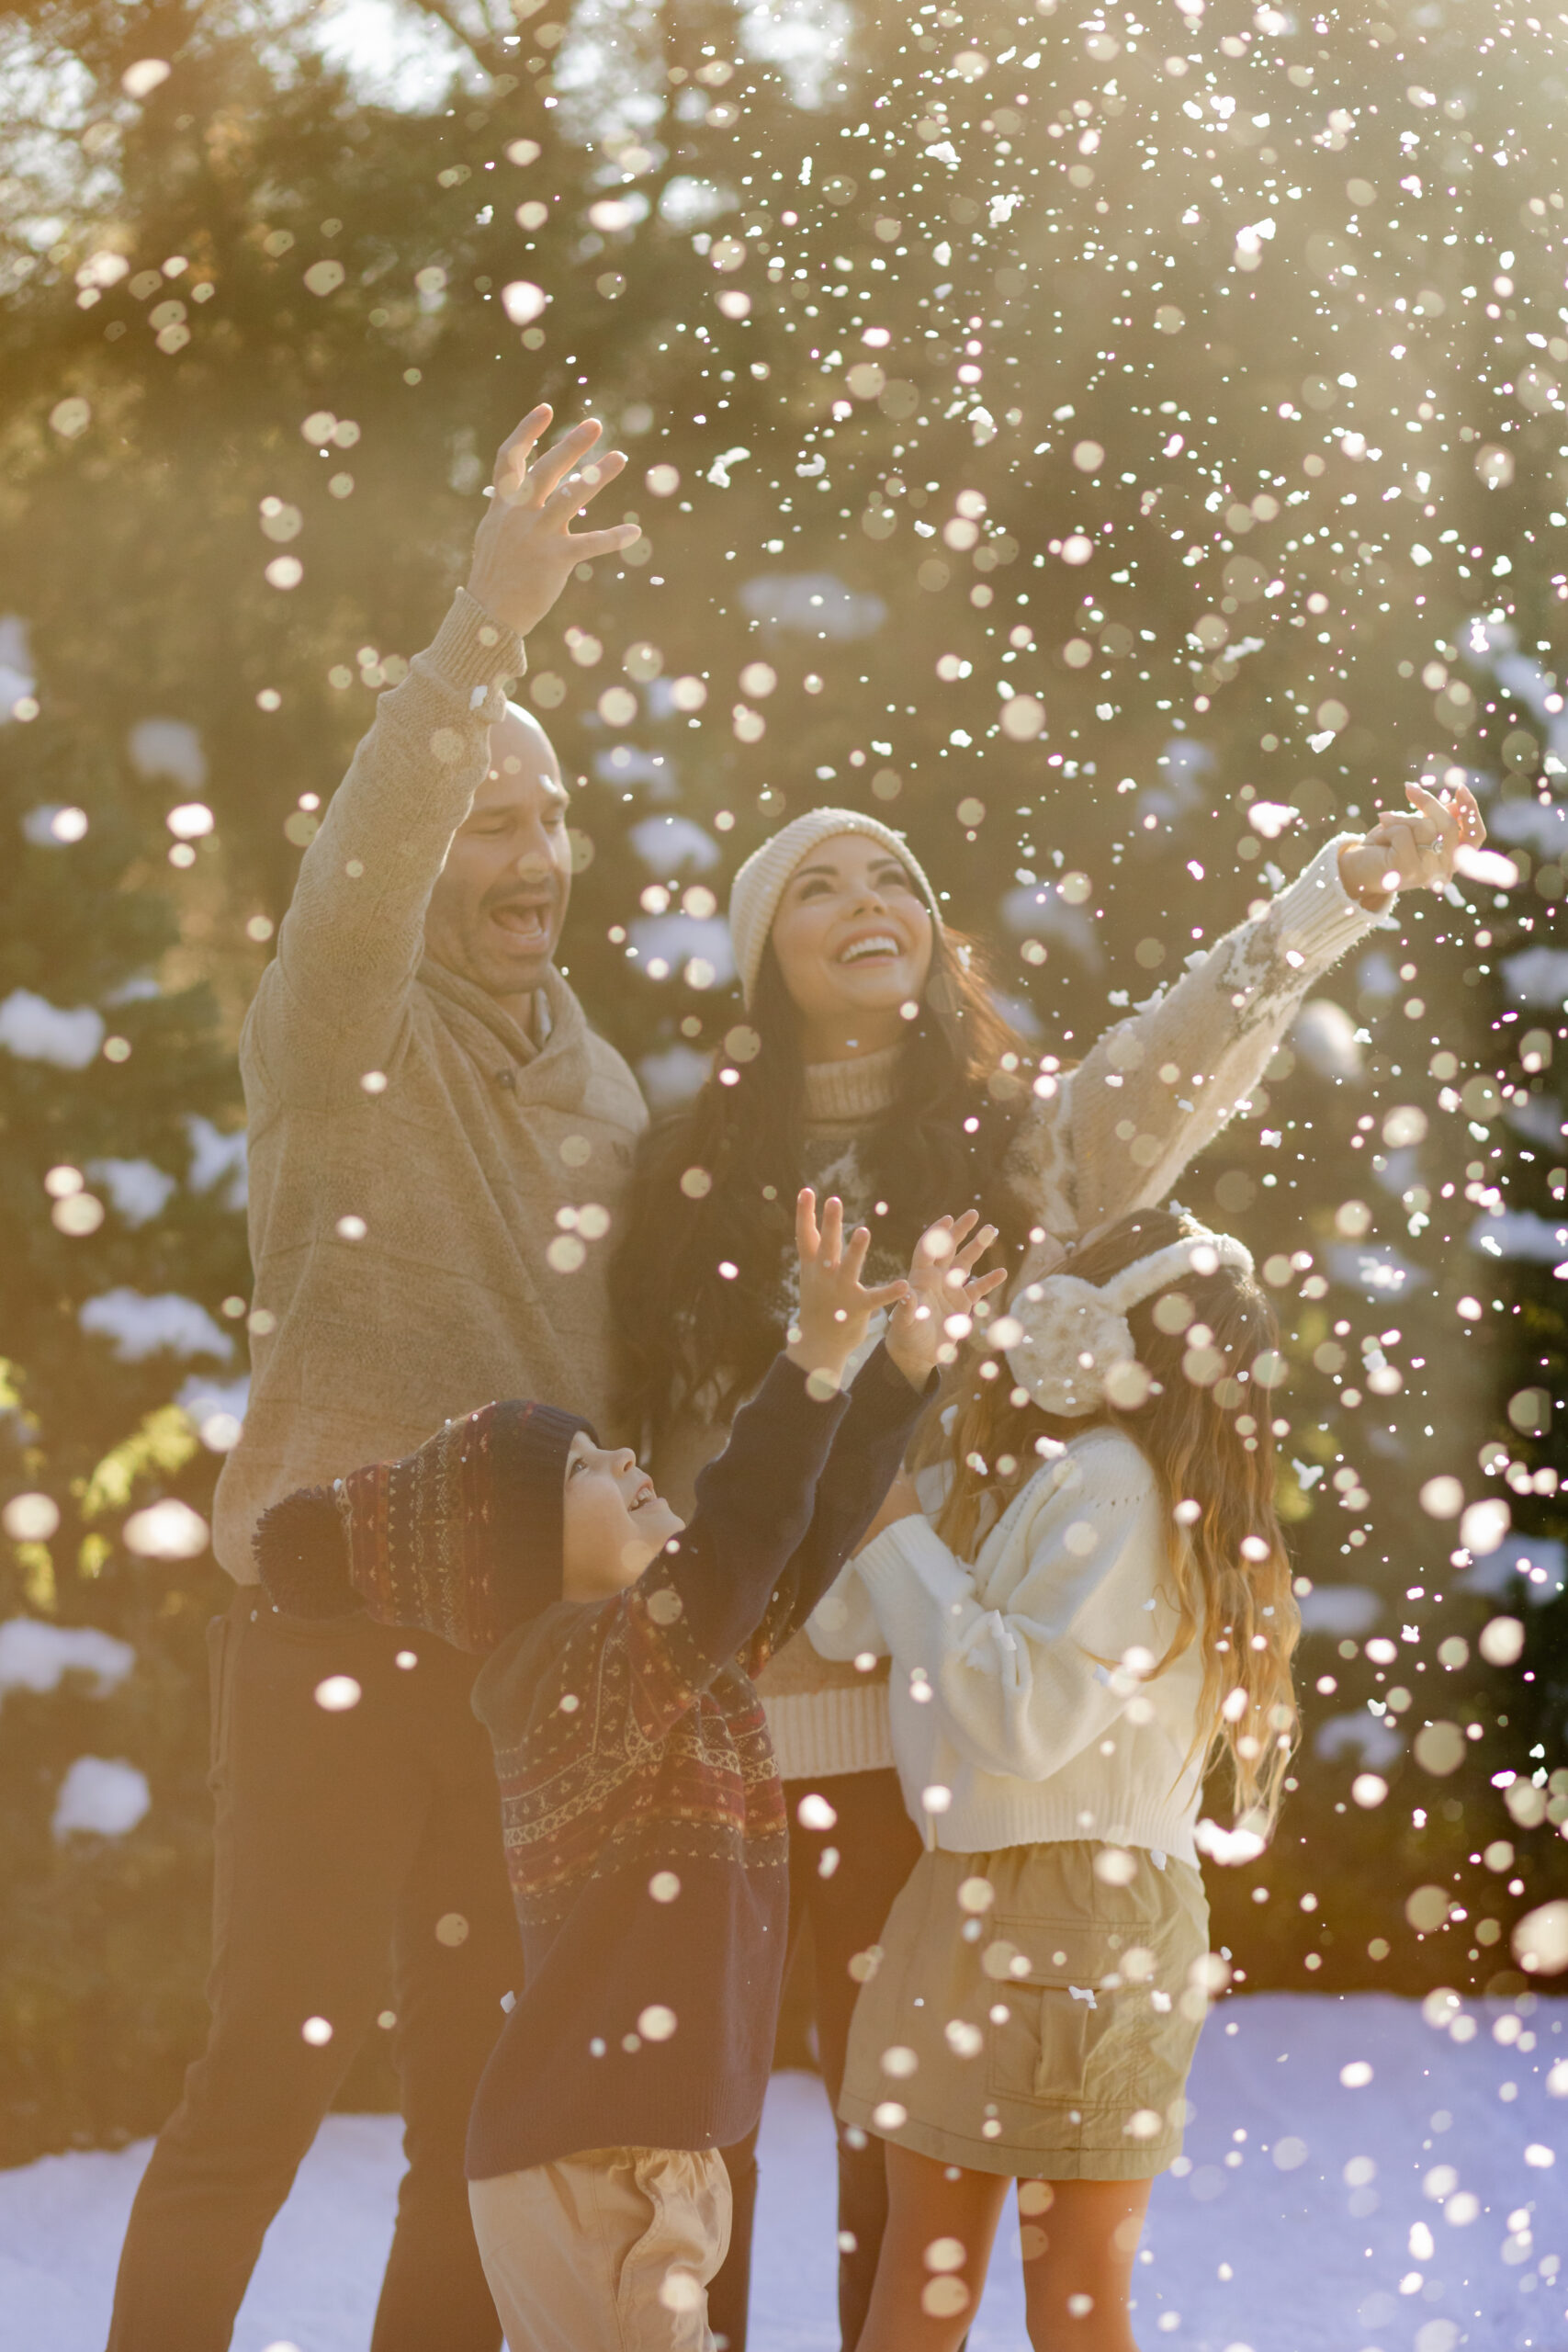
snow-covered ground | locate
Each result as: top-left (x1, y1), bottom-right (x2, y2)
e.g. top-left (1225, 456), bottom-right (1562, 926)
top-left (2, 1994), bottom-right (1561, 2352)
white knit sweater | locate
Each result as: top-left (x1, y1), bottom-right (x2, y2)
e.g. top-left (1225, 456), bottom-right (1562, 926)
top-left (807, 1429), bottom-right (1208, 1865)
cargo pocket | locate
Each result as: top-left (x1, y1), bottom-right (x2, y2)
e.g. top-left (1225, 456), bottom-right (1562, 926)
top-left (986, 1917), bottom-right (1147, 2117)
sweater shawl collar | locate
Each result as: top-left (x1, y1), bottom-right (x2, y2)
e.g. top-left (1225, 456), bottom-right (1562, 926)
top-left (418, 957), bottom-right (592, 1107)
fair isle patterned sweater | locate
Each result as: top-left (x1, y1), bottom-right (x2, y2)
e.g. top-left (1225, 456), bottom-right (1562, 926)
top-left (653, 835), bottom-right (1392, 1785)
top-left (462, 1348), bottom-right (929, 2177)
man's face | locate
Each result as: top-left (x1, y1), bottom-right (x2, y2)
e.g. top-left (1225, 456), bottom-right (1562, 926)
top-left (423, 707), bottom-right (571, 1009)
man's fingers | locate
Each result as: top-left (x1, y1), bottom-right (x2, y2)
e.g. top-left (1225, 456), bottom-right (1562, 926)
top-left (565, 524), bottom-right (645, 562)
top-left (526, 417), bottom-right (605, 505)
top-left (492, 406), bottom-right (551, 492)
top-left (550, 448), bottom-right (629, 512)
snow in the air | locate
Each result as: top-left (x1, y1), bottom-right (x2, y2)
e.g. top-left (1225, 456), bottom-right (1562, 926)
top-left (2, 1996), bottom-right (1561, 2350)
top-left (1466, 1209), bottom-right (1568, 1265)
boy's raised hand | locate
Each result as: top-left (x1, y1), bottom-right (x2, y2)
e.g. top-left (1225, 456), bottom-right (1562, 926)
top-left (786, 1189), bottom-right (910, 1398)
top-left (886, 1210), bottom-right (1005, 1391)
top-left (466, 406), bottom-right (643, 641)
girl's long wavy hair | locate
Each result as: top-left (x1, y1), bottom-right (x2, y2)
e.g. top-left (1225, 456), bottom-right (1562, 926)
top-left (918, 1208), bottom-right (1301, 1827)
top-left (615, 920), bottom-right (1039, 1446)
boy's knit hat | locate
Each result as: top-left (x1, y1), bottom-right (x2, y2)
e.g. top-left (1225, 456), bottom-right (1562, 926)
top-left (728, 808), bottom-right (942, 1008)
top-left (254, 1398), bottom-right (594, 1654)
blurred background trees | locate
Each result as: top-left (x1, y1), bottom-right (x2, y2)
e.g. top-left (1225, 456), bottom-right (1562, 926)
top-left (1, 0), bottom-right (1563, 2163)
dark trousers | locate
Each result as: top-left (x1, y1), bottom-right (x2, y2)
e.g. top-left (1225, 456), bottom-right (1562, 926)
top-left (711, 1766), bottom-right (921, 2352)
top-left (107, 1590), bottom-right (517, 2352)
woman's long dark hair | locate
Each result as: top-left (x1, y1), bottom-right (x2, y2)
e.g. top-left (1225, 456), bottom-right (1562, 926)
top-left (614, 921), bottom-right (1039, 1446)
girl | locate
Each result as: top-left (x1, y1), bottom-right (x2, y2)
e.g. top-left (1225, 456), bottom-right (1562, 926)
top-left (613, 783), bottom-right (1478, 2349)
top-left (809, 1208), bottom-right (1299, 2352)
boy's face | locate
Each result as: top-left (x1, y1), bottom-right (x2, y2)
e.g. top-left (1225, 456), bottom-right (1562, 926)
top-left (560, 1432), bottom-right (685, 1602)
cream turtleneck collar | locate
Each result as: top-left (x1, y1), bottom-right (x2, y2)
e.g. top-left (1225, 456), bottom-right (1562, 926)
top-left (800, 1042), bottom-right (905, 1131)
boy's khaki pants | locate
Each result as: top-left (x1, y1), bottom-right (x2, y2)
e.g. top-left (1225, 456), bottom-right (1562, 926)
top-left (469, 2144), bottom-right (733, 2352)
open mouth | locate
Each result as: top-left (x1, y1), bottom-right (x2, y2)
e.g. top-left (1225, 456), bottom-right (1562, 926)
top-left (628, 1480), bottom-right (659, 1514)
top-left (837, 932), bottom-right (903, 967)
top-left (490, 899), bottom-right (553, 947)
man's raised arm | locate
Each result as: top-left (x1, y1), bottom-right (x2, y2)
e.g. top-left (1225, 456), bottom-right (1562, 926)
top-left (254, 408), bottom-right (640, 1069)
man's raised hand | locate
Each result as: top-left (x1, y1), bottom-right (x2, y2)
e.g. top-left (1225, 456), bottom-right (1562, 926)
top-left (465, 407), bottom-right (642, 641)
top-left (785, 1190), bottom-right (910, 1399)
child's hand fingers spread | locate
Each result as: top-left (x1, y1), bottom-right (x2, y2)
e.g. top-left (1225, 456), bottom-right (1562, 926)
top-left (953, 1221), bottom-right (999, 1274)
top-left (818, 1194), bottom-right (844, 1266)
top-left (861, 1277), bottom-right (912, 1312)
top-left (842, 1222), bottom-right (874, 1283)
top-left (796, 1186), bottom-right (819, 1259)
top-left (947, 1208), bottom-right (981, 1247)
top-left (968, 1266), bottom-right (1009, 1302)
top-left (915, 1216), bottom-right (956, 1266)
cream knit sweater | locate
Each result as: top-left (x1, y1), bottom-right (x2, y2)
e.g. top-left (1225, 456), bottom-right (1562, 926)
top-left (212, 590), bottom-right (648, 1579)
top-left (807, 1429), bottom-right (1208, 1865)
top-left (658, 836), bottom-right (1389, 1781)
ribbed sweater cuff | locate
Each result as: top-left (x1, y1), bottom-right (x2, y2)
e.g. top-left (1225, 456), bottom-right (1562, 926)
top-left (425, 588), bottom-right (526, 704)
top-left (1272, 834), bottom-right (1396, 967)
top-left (764, 1683), bottom-right (895, 1780)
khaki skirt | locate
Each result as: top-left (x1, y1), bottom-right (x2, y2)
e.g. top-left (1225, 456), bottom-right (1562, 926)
top-left (839, 1841), bottom-right (1210, 2181)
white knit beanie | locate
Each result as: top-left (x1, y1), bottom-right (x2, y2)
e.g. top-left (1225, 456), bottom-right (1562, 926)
top-left (728, 808), bottom-right (943, 1008)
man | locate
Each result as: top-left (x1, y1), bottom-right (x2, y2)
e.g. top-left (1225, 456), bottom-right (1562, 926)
top-left (107, 409), bottom-right (648, 2352)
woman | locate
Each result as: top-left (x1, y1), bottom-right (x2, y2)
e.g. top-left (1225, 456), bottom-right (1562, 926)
top-left (613, 780), bottom-right (1481, 2351)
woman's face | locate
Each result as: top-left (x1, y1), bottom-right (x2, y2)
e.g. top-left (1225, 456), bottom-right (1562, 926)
top-left (767, 831), bottom-right (935, 1055)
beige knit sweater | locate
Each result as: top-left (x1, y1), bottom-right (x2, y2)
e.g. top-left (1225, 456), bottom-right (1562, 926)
top-left (655, 836), bottom-right (1392, 1781)
top-left (212, 590), bottom-right (648, 1580)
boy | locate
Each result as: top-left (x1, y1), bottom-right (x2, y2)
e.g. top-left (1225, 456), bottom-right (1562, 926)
top-left (254, 1193), bottom-right (1003, 2350)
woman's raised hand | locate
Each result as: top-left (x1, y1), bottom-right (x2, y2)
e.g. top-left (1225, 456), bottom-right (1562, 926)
top-left (1337, 778), bottom-right (1486, 908)
top-left (786, 1190), bottom-right (911, 1397)
top-left (886, 1209), bottom-right (1006, 1392)
top-left (465, 406), bottom-right (643, 641)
